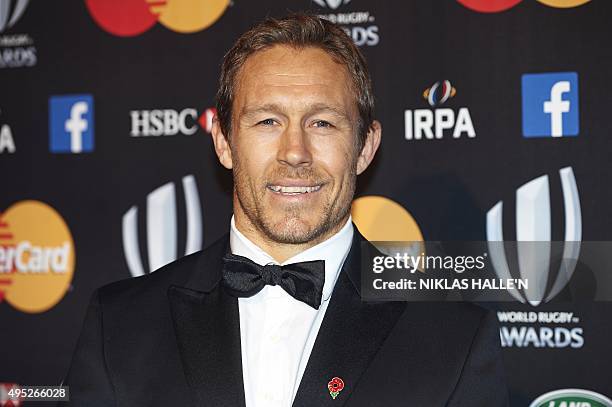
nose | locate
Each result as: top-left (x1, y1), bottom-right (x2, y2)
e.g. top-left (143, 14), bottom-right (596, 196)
top-left (276, 125), bottom-right (312, 167)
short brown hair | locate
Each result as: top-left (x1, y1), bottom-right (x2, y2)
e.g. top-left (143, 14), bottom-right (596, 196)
top-left (215, 13), bottom-right (375, 150)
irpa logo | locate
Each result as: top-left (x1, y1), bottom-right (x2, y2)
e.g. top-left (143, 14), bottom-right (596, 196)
top-left (530, 389), bottom-right (612, 407)
top-left (404, 79), bottom-right (475, 141)
top-left (122, 175), bottom-right (203, 277)
top-left (486, 167), bottom-right (581, 306)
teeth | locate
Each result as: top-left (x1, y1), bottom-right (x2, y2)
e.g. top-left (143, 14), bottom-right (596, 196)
top-left (268, 185), bottom-right (321, 194)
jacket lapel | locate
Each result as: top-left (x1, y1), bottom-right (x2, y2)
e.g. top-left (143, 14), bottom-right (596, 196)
top-left (292, 231), bottom-right (407, 406)
top-left (167, 236), bottom-right (246, 407)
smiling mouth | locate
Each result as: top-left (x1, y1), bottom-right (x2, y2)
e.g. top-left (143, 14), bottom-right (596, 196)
top-left (267, 184), bottom-right (323, 195)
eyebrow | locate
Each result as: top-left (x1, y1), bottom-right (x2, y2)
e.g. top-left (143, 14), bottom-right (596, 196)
top-left (239, 103), bottom-right (351, 121)
top-left (239, 103), bottom-right (287, 119)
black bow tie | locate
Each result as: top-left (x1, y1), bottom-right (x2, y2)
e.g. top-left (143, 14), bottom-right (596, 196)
top-left (221, 253), bottom-right (326, 309)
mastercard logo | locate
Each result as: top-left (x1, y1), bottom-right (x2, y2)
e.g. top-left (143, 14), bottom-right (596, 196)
top-left (535, 0), bottom-right (590, 7)
top-left (457, 0), bottom-right (590, 13)
top-left (457, 0), bottom-right (522, 13)
top-left (85, 0), bottom-right (230, 37)
top-left (0, 201), bottom-right (75, 313)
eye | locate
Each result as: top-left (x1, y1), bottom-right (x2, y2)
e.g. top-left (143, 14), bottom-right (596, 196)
top-left (313, 120), bottom-right (334, 128)
top-left (257, 118), bottom-right (277, 126)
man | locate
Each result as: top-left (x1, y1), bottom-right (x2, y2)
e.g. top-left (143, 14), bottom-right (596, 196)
top-left (65, 14), bottom-right (508, 406)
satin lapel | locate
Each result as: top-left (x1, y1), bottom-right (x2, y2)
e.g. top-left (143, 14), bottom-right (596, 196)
top-left (167, 236), bottom-right (246, 407)
top-left (292, 231), bottom-right (407, 407)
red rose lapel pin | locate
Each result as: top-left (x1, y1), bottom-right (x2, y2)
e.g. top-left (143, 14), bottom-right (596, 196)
top-left (328, 377), bottom-right (345, 399)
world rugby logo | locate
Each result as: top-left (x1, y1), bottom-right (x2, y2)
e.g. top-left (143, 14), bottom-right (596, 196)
top-left (486, 166), bottom-right (581, 306)
top-left (0, 0), bottom-right (29, 33)
top-left (122, 175), bottom-right (203, 277)
top-left (312, 0), bottom-right (351, 10)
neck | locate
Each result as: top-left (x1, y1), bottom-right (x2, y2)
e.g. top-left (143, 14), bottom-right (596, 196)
top-left (233, 208), bottom-right (350, 264)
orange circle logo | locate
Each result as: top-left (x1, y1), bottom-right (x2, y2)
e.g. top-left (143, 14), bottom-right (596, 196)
top-left (535, 0), bottom-right (590, 8)
top-left (85, 0), bottom-right (230, 37)
top-left (351, 196), bottom-right (423, 241)
top-left (0, 201), bottom-right (75, 313)
top-left (352, 196), bottom-right (425, 266)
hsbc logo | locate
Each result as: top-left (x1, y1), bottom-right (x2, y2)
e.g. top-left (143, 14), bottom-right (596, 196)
top-left (486, 166), bottom-right (582, 306)
top-left (122, 175), bottom-right (203, 277)
top-left (130, 107), bottom-right (216, 137)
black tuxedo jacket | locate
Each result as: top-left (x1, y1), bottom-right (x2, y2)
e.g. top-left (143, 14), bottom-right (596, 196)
top-left (64, 231), bottom-right (508, 406)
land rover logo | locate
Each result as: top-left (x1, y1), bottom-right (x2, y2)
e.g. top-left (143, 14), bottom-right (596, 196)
top-left (530, 389), bottom-right (612, 407)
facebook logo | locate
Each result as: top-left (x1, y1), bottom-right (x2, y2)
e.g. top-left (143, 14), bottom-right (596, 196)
top-left (522, 72), bottom-right (579, 138)
top-left (49, 94), bottom-right (94, 153)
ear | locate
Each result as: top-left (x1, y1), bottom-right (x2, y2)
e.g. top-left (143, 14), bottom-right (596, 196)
top-left (356, 120), bottom-right (382, 175)
top-left (211, 116), bottom-right (233, 169)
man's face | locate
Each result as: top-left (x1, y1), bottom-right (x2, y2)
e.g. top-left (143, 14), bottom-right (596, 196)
top-left (213, 45), bottom-right (378, 246)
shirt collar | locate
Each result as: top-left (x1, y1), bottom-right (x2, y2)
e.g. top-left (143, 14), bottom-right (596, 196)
top-left (229, 215), bottom-right (354, 302)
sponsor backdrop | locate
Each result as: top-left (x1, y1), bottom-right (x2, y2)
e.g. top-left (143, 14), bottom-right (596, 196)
top-left (1, 0), bottom-right (611, 405)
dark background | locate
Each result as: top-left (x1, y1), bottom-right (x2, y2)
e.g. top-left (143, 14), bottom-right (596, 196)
top-left (1, 1), bottom-right (610, 405)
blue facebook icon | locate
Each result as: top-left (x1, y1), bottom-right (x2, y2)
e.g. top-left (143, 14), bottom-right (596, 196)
top-left (521, 72), bottom-right (579, 138)
top-left (49, 94), bottom-right (95, 153)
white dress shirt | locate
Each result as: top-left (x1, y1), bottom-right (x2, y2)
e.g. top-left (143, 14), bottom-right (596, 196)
top-left (229, 216), bottom-right (354, 407)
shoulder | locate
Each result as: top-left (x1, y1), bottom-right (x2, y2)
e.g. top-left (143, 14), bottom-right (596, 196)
top-left (98, 251), bottom-right (198, 301)
top-left (96, 234), bottom-right (229, 308)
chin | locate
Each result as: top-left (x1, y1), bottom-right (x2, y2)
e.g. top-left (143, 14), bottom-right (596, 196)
top-left (264, 215), bottom-right (323, 245)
